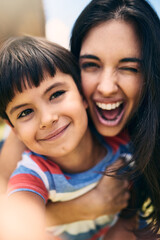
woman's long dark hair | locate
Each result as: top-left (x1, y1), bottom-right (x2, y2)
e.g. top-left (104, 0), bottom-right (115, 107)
top-left (71, 0), bottom-right (160, 238)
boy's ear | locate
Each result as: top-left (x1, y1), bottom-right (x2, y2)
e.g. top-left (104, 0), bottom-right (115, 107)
top-left (4, 119), bottom-right (15, 130)
top-left (4, 119), bottom-right (19, 135)
top-left (4, 119), bottom-right (13, 128)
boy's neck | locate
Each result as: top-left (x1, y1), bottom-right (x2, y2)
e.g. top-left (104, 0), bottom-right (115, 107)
top-left (49, 128), bottom-right (107, 174)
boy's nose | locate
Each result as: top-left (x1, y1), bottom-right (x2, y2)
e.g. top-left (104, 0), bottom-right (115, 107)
top-left (97, 70), bottom-right (118, 96)
top-left (39, 108), bottom-right (59, 130)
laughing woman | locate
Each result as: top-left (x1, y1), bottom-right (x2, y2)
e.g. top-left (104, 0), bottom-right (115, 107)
top-left (70, 0), bottom-right (160, 238)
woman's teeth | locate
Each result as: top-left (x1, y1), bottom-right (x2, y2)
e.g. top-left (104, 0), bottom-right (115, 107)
top-left (96, 101), bottom-right (123, 110)
top-left (95, 100), bottom-right (125, 124)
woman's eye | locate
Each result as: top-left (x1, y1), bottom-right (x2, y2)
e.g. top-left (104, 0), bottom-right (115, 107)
top-left (50, 90), bottom-right (65, 100)
top-left (18, 109), bottom-right (33, 119)
top-left (80, 62), bottom-right (100, 71)
top-left (119, 67), bottom-right (138, 73)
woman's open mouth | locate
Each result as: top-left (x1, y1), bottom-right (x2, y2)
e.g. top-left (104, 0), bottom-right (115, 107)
top-left (95, 101), bottom-right (125, 126)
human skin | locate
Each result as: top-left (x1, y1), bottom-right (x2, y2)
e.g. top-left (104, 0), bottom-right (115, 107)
top-left (79, 20), bottom-right (143, 137)
top-left (0, 137), bottom-right (130, 224)
top-left (2, 69), bottom-right (104, 239)
top-left (2, 69), bottom-right (129, 239)
top-left (0, 131), bottom-right (26, 192)
top-left (0, 192), bottom-right (47, 240)
top-left (6, 72), bottom-right (91, 172)
top-left (1, 69), bottom-right (130, 222)
top-left (47, 19), bottom-right (142, 238)
top-left (77, 19), bottom-right (143, 240)
top-left (0, 19), bottom-right (142, 239)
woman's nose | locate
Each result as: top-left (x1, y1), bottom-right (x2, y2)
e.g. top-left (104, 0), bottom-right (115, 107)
top-left (97, 69), bottom-right (118, 96)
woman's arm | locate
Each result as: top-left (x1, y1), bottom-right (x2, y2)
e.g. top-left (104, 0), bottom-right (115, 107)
top-left (0, 130), bottom-right (26, 192)
top-left (46, 160), bottom-right (130, 226)
top-left (46, 168), bottom-right (137, 240)
top-left (0, 133), bottom-right (130, 225)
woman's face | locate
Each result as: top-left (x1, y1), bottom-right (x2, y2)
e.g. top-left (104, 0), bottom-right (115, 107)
top-left (80, 20), bottom-right (143, 137)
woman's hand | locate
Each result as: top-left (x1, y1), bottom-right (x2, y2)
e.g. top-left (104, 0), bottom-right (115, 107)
top-left (89, 159), bottom-right (130, 218)
top-left (0, 130), bottom-right (26, 193)
top-left (46, 159), bottom-right (130, 226)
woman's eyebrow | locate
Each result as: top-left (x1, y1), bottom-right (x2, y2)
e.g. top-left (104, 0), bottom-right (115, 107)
top-left (79, 56), bottom-right (142, 63)
top-left (79, 54), bottom-right (100, 60)
top-left (120, 57), bottom-right (142, 63)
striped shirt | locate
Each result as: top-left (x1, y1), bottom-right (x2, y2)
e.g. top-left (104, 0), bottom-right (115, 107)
top-left (8, 133), bottom-right (130, 240)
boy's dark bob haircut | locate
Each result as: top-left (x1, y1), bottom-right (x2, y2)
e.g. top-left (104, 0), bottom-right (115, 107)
top-left (0, 36), bottom-right (81, 119)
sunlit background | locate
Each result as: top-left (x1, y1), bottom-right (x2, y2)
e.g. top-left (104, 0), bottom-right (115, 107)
top-left (43, 0), bottom-right (160, 48)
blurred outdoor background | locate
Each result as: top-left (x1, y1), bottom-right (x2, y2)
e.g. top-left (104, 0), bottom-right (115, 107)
top-left (0, 0), bottom-right (160, 141)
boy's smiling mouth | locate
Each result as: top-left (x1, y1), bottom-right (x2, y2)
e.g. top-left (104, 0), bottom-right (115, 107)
top-left (38, 123), bottom-right (71, 142)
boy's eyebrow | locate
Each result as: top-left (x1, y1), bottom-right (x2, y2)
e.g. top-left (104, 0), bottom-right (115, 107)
top-left (44, 82), bottom-right (65, 95)
top-left (10, 82), bottom-right (65, 115)
top-left (10, 103), bottom-right (29, 115)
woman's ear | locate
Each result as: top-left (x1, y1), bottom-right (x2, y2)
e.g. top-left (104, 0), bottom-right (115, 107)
top-left (83, 98), bottom-right (88, 109)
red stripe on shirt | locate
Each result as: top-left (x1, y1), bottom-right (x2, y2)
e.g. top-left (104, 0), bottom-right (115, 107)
top-left (8, 173), bottom-right (48, 202)
top-left (104, 130), bottom-right (130, 153)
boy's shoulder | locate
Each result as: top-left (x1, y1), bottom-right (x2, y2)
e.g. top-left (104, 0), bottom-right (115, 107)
top-left (21, 150), bottom-right (63, 175)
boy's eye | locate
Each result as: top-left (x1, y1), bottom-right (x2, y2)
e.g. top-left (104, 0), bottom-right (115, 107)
top-left (119, 67), bottom-right (138, 73)
top-left (50, 90), bottom-right (65, 100)
top-left (80, 62), bottom-right (100, 72)
top-left (18, 109), bottom-right (33, 119)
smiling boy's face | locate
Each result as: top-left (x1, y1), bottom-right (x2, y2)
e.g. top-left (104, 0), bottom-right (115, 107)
top-left (6, 71), bottom-right (88, 160)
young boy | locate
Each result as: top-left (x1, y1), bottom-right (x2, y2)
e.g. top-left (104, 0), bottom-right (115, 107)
top-left (0, 36), bottom-right (131, 240)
